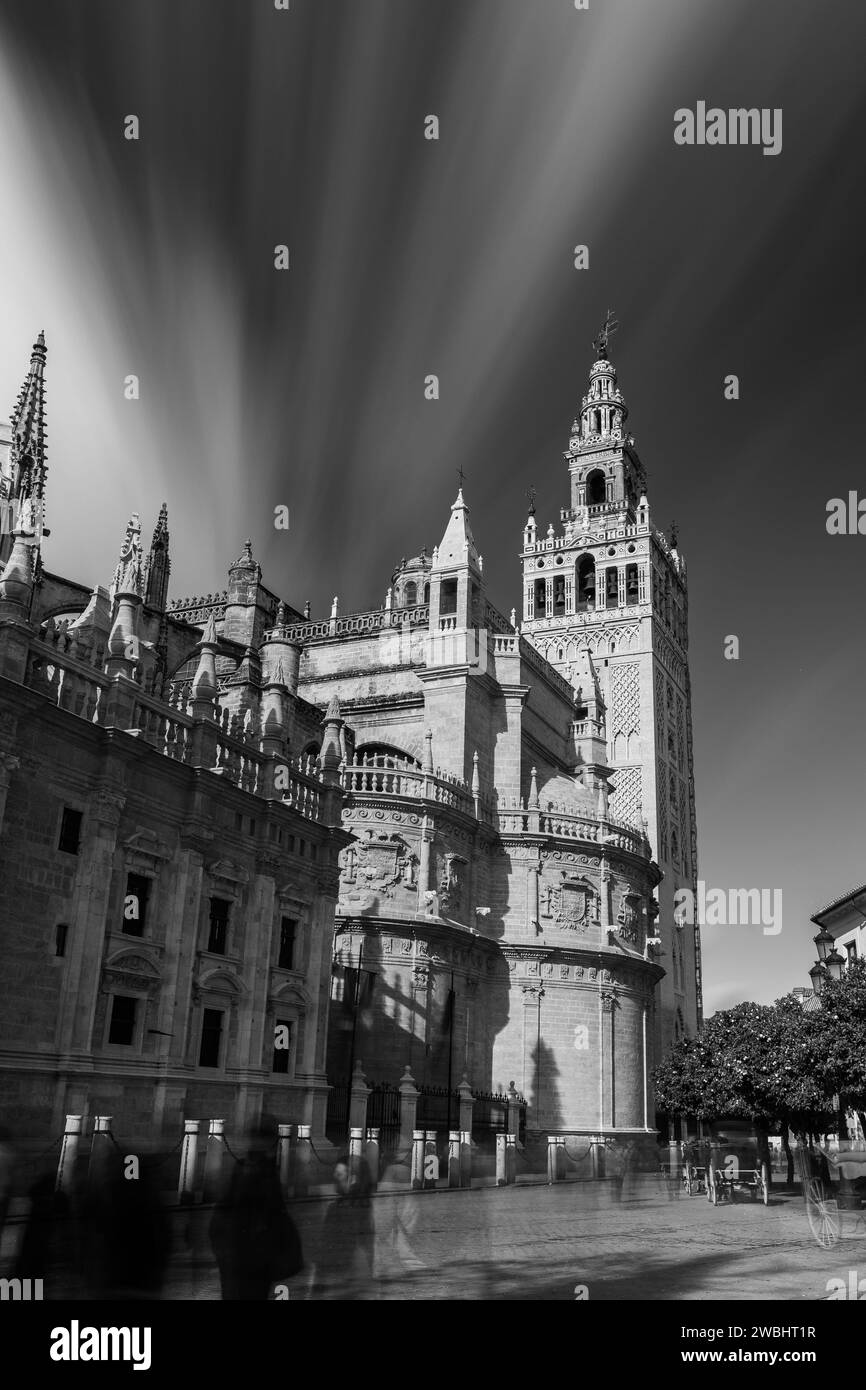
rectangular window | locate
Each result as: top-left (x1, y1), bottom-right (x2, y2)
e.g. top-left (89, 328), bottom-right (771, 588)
top-left (272, 1019), bottom-right (292, 1074)
top-left (278, 917), bottom-right (297, 970)
top-left (606, 569), bottom-right (618, 605)
top-left (553, 576), bottom-right (565, 614)
top-left (123, 872), bottom-right (150, 936)
top-left (846, 941), bottom-right (857, 965)
top-left (58, 807), bottom-right (82, 854)
top-left (208, 898), bottom-right (230, 954)
top-left (55, 923), bottom-right (69, 957)
top-left (199, 1008), bottom-right (224, 1067)
top-left (108, 994), bottom-right (137, 1046)
top-left (534, 579), bottom-right (546, 618)
top-left (440, 578), bottom-right (458, 616)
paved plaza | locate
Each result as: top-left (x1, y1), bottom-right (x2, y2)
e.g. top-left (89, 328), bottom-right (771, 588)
top-left (160, 1180), bottom-right (866, 1302)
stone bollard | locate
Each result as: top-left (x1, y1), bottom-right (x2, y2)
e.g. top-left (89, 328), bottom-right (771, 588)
top-left (178, 1120), bottom-right (201, 1205)
top-left (460, 1130), bottom-right (472, 1188)
top-left (56, 1115), bottom-right (82, 1193)
top-left (505, 1132), bottom-right (517, 1184)
top-left (411, 1129), bottom-right (425, 1190)
top-left (496, 1133), bottom-right (507, 1186)
top-left (448, 1130), bottom-right (461, 1188)
top-left (547, 1133), bottom-right (560, 1184)
top-left (349, 1126), bottom-right (365, 1184)
top-left (424, 1130), bottom-right (438, 1189)
top-left (276, 1124), bottom-right (294, 1195)
top-left (590, 1136), bottom-right (605, 1180)
top-left (89, 1116), bottom-right (115, 1184)
top-left (294, 1124), bottom-right (312, 1198)
top-left (365, 1127), bottom-right (380, 1190)
top-left (203, 1119), bottom-right (226, 1202)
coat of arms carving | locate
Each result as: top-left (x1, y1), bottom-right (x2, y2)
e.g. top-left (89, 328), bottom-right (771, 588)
top-left (340, 831), bottom-right (416, 899)
top-left (541, 875), bottom-right (597, 931)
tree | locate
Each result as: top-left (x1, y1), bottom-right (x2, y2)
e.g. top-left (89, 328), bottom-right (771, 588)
top-left (654, 998), bottom-right (838, 1184)
top-left (812, 957), bottom-right (866, 1135)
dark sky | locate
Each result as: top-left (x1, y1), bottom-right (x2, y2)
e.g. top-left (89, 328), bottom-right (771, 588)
top-left (1, 0), bottom-right (865, 1012)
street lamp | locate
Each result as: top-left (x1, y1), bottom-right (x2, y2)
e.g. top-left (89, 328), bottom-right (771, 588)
top-left (809, 960), bottom-right (825, 995)
top-left (813, 926), bottom-right (834, 962)
top-left (825, 947), bottom-right (845, 983)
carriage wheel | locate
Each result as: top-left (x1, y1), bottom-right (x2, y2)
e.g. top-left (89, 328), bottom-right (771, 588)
top-left (707, 1164), bottom-right (718, 1205)
top-left (805, 1178), bottom-right (841, 1248)
top-left (760, 1162), bottom-right (769, 1206)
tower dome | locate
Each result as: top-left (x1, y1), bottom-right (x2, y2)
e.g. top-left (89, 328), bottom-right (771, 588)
top-left (389, 547), bottom-right (432, 609)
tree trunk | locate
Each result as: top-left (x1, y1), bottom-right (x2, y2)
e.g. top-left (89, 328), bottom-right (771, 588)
top-left (781, 1127), bottom-right (795, 1187)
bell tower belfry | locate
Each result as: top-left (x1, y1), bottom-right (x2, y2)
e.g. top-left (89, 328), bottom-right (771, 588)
top-left (519, 315), bottom-right (702, 1054)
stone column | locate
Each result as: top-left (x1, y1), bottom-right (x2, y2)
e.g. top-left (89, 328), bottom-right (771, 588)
top-left (457, 1074), bottom-right (474, 1135)
top-left (349, 1060), bottom-right (370, 1131)
top-left (55, 1115), bottom-right (82, 1193)
top-left (417, 813), bottom-right (432, 909)
top-left (399, 1066), bottom-right (420, 1151)
top-left (506, 1081), bottom-right (522, 1136)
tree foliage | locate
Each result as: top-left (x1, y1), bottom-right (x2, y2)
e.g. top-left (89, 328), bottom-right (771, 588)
top-left (652, 970), bottom-right (866, 1139)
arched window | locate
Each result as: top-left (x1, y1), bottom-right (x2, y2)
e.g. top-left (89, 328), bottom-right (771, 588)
top-left (403, 581), bottom-right (417, 608)
top-left (356, 742), bottom-right (421, 769)
top-left (625, 563), bottom-right (639, 605)
top-left (576, 556), bottom-right (596, 611)
top-left (423, 582), bottom-right (430, 603)
top-left (586, 470), bottom-right (606, 506)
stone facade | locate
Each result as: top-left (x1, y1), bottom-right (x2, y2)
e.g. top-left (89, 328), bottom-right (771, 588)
top-left (0, 327), bottom-right (691, 1142)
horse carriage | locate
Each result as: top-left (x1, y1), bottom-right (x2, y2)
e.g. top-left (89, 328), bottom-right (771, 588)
top-left (797, 1144), bottom-right (866, 1248)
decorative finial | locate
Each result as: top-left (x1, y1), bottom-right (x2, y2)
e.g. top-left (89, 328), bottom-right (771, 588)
top-left (526, 486), bottom-right (536, 517)
top-left (592, 308), bottom-right (619, 360)
top-left (304, 600), bottom-right (311, 620)
top-left (276, 600), bottom-right (287, 625)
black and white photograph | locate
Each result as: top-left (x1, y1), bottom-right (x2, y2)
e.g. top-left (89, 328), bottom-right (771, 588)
top-left (0, 0), bottom-right (865, 1355)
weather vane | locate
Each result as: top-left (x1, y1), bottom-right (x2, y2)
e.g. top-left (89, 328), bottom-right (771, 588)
top-left (457, 464), bottom-right (468, 490)
top-left (526, 486), bottom-right (537, 516)
top-left (592, 308), bottom-right (619, 359)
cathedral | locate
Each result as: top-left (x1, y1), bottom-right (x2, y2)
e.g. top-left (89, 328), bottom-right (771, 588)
top-left (0, 324), bottom-right (700, 1144)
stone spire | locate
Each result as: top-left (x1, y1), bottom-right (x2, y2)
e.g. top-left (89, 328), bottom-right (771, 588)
top-left (1, 332), bottom-right (48, 567)
top-left (320, 691), bottom-right (344, 779)
top-left (191, 613), bottom-right (219, 704)
top-left (111, 513), bottom-right (144, 600)
top-left (433, 488), bottom-right (480, 573)
top-left (143, 502), bottom-right (171, 612)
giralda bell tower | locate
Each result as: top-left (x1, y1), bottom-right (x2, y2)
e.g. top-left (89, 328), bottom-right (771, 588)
top-left (519, 314), bottom-right (702, 1056)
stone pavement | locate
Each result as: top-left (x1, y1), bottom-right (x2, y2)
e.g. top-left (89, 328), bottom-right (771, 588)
top-left (159, 1179), bottom-right (866, 1301)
